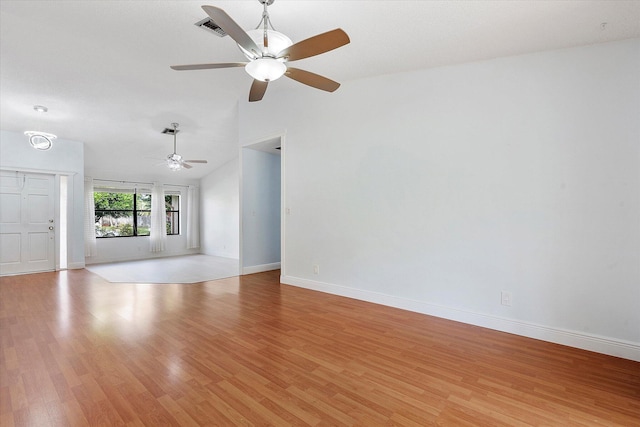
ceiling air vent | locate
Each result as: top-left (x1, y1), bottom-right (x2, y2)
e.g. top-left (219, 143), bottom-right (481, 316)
top-left (195, 17), bottom-right (227, 37)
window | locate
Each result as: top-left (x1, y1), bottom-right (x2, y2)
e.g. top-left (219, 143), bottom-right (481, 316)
top-left (94, 189), bottom-right (179, 238)
top-left (166, 194), bottom-right (180, 235)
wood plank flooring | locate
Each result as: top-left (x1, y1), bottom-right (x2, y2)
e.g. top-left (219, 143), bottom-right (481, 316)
top-left (1, 269), bottom-right (638, 426)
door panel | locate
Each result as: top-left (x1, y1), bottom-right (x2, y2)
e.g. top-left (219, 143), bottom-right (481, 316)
top-left (0, 172), bottom-right (55, 275)
top-left (28, 232), bottom-right (49, 261)
top-left (0, 193), bottom-right (21, 223)
top-left (0, 233), bottom-right (20, 263)
top-left (29, 194), bottom-right (50, 222)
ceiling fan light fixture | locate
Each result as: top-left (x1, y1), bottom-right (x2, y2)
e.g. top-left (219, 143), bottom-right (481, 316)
top-left (167, 160), bottom-right (182, 171)
top-left (245, 57), bottom-right (286, 82)
top-left (167, 152), bottom-right (183, 171)
top-left (24, 131), bottom-right (56, 150)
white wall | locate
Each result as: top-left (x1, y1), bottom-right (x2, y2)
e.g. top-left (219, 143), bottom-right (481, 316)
top-left (0, 129), bottom-right (85, 269)
top-left (241, 147), bottom-right (281, 272)
top-left (239, 39), bottom-right (640, 360)
top-left (200, 157), bottom-right (239, 259)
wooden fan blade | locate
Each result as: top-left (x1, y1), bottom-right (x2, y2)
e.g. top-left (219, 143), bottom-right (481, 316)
top-left (285, 67), bottom-right (340, 92)
top-left (202, 5), bottom-right (260, 57)
top-left (249, 80), bottom-right (268, 102)
top-left (181, 162), bottom-right (193, 169)
top-left (170, 63), bottom-right (246, 71)
top-left (184, 160), bottom-right (208, 164)
top-left (277, 29), bottom-right (350, 62)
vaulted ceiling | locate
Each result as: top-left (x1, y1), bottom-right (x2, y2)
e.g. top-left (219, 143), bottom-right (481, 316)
top-left (1, 1), bottom-right (638, 180)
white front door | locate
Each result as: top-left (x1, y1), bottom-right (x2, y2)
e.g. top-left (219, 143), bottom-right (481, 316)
top-left (0, 172), bottom-right (56, 275)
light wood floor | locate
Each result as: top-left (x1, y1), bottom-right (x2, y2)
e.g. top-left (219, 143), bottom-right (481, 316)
top-left (0, 270), bottom-right (638, 426)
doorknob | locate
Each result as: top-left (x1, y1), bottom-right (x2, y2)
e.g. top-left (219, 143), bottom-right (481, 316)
top-left (49, 219), bottom-right (54, 223)
top-left (49, 226), bottom-right (54, 230)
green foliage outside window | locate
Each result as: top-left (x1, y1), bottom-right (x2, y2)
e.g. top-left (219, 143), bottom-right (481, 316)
top-left (94, 191), bottom-right (179, 238)
top-left (94, 192), bottom-right (133, 222)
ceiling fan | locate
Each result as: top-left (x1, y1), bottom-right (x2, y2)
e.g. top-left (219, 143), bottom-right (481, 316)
top-left (171, 0), bottom-right (350, 102)
top-left (162, 123), bottom-right (208, 171)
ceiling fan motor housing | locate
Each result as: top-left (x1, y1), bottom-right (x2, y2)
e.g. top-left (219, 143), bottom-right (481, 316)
top-left (239, 29), bottom-right (292, 59)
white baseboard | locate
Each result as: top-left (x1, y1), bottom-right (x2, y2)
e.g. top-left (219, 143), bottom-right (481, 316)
top-left (281, 275), bottom-right (640, 362)
top-left (205, 250), bottom-right (239, 259)
top-left (85, 250), bottom-right (200, 266)
top-left (67, 262), bottom-right (85, 269)
top-left (243, 262), bottom-right (281, 275)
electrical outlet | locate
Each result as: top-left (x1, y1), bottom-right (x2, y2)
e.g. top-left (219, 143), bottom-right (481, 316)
top-left (501, 291), bottom-right (512, 306)
top-left (313, 265), bottom-right (319, 275)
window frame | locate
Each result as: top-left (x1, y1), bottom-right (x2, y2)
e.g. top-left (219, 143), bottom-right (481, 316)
top-left (165, 194), bottom-right (180, 236)
top-left (94, 188), bottom-right (180, 238)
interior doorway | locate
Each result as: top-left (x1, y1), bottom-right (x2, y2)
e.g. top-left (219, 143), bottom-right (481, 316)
top-left (0, 171), bottom-right (56, 275)
top-left (240, 135), bottom-right (283, 275)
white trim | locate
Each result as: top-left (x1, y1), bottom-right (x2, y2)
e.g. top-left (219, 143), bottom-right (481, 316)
top-left (85, 248), bottom-right (200, 265)
top-left (0, 166), bottom-right (77, 177)
top-left (243, 262), bottom-right (281, 275)
top-left (67, 262), bottom-right (86, 269)
top-left (280, 132), bottom-right (286, 277)
top-left (281, 275), bottom-right (640, 362)
top-left (241, 130), bottom-right (287, 149)
top-left (208, 250), bottom-right (238, 259)
top-left (54, 174), bottom-right (61, 271)
top-left (238, 146), bottom-right (244, 273)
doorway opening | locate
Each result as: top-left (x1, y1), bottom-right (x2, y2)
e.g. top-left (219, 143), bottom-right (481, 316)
top-left (240, 134), bottom-right (283, 275)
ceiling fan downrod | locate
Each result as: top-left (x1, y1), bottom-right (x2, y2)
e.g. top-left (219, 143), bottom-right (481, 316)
top-left (172, 122), bottom-right (179, 154)
top-left (256, 0), bottom-right (277, 48)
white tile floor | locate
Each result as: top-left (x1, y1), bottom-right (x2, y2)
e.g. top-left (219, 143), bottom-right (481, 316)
top-left (85, 254), bottom-right (239, 284)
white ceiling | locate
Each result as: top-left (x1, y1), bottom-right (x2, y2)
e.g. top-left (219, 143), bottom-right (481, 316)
top-left (1, 1), bottom-right (638, 180)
